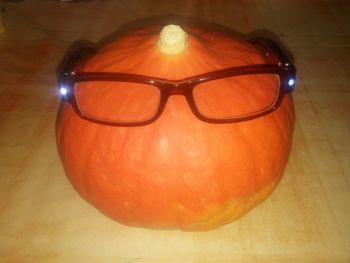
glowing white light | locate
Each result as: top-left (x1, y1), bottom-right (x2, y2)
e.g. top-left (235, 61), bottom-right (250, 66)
top-left (288, 79), bottom-right (295, 87)
top-left (59, 86), bottom-right (68, 96)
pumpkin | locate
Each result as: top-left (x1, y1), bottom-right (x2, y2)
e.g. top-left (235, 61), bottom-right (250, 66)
top-left (56, 24), bottom-right (294, 231)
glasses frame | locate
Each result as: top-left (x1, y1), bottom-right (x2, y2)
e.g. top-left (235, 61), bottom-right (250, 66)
top-left (58, 37), bottom-right (296, 126)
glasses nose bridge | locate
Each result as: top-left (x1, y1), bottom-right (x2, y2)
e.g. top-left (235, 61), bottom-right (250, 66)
top-left (162, 81), bottom-right (192, 97)
top-left (155, 81), bottom-right (196, 120)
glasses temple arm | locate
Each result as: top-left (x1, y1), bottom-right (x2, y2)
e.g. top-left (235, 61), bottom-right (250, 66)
top-left (63, 46), bottom-right (97, 76)
top-left (248, 38), bottom-right (294, 66)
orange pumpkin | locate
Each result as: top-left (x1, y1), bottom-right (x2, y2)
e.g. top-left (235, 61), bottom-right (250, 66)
top-left (56, 24), bottom-right (294, 231)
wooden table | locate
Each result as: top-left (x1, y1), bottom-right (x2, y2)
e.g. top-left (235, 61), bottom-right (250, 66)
top-left (1, 1), bottom-right (349, 262)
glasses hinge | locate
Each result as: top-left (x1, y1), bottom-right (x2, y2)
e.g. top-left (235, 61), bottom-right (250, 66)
top-left (64, 70), bottom-right (76, 76)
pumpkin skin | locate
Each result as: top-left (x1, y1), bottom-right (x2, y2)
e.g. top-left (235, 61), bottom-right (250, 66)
top-left (56, 25), bottom-right (294, 231)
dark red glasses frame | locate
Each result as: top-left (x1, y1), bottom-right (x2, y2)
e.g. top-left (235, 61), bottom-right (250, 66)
top-left (58, 37), bottom-right (296, 126)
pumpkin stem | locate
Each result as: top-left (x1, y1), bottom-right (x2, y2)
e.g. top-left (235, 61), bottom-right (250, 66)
top-left (157, 25), bottom-right (188, 55)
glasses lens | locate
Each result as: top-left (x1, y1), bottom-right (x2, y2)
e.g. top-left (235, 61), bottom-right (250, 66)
top-left (193, 74), bottom-right (280, 119)
top-left (75, 81), bottom-right (161, 123)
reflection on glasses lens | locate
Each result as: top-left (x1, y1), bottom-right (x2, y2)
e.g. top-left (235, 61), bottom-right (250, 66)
top-left (75, 81), bottom-right (161, 123)
top-left (192, 74), bottom-right (280, 119)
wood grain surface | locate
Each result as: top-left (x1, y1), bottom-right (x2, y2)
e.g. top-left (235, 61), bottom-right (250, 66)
top-left (0, 1), bottom-right (349, 262)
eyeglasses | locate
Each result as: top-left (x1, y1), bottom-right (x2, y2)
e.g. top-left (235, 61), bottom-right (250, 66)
top-left (58, 37), bottom-right (296, 126)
